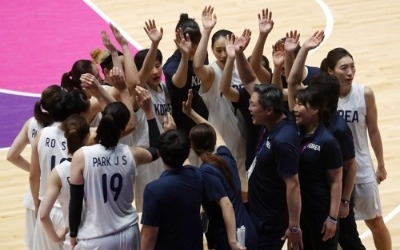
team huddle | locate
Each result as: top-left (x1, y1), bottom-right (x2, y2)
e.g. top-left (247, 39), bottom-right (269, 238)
top-left (7, 5), bottom-right (392, 250)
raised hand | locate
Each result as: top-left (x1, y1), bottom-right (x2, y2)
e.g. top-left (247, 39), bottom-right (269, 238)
top-left (302, 30), bottom-right (325, 50)
top-left (182, 89), bottom-right (194, 115)
top-left (174, 28), bottom-right (191, 56)
top-left (110, 23), bottom-right (128, 46)
top-left (272, 43), bottom-right (285, 68)
top-left (234, 29), bottom-right (251, 53)
top-left (225, 34), bottom-right (236, 59)
top-left (109, 67), bottom-right (126, 91)
top-left (284, 30), bottom-right (300, 53)
top-left (162, 113), bottom-right (176, 131)
top-left (134, 85), bottom-right (152, 114)
top-left (101, 29), bottom-right (117, 53)
top-left (201, 5), bottom-right (217, 31)
top-left (80, 73), bottom-right (102, 96)
top-left (144, 19), bottom-right (163, 44)
top-left (258, 8), bottom-right (274, 34)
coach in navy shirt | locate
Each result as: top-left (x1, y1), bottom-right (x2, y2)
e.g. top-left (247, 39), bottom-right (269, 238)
top-left (247, 84), bottom-right (302, 250)
top-left (141, 130), bottom-right (203, 249)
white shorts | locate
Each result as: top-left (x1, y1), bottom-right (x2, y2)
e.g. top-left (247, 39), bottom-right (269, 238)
top-left (75, 224), bottom-right (140, 250)
top-left (353, 181), bottom-right (383, 220)
top-left (32, 205), bottom-right (64, 250)
top-left (25, 207), bottom-right (36, 249)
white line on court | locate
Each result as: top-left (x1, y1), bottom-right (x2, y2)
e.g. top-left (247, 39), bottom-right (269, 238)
top-left (0, 88), bottom-right (40, 97)
top-left (359, 204), bottom-right (400, 240)
top-left (83, 0), bottom-right (143, 51)
top-left (311, 0), bottom-right (334, 55)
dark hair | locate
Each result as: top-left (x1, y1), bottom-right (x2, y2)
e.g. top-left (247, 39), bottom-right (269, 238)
top-left (176, 14), bottom-right (201, 44)
top-left (211, 29), bottom-right (233, 48)
top-left (34, 85), bottom-right (66, 127)
top-left (157, 130), bottom-right (191, 167)
top-left (61, 60), bottom-right (94, 91)
top-left (190, 123), bottom-right (236, 191)
top-left (62, 114), bottom-right (90, 154)
top-left (295, 87), bottom-right (329, 122)
top-left (324, 47), bottom-right (353, 71)
top-left (134, 48), bottom-right (163, 71)
top-left (308, 72), bottom-right (340, 111)
top-left (58, 90), bottom-right (90, 122)
top-left (247, 55), bottom-right (272, 75)
top-left (253, 84), bottom-right (284, 115)
top-left (320, 58), bottom-right (328, 72)
top-left (95, 102), bottom-right (130, 149)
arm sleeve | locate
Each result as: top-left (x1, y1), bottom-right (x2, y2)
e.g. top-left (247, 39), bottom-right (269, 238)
top-left (69, 184), bottom-right (84, 237)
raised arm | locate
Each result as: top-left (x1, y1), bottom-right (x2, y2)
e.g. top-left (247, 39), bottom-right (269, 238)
top-left (171, 28), bottom-right (191, 88)
top-left (234, 29), bottom-right (259, 95)
top-left (365, 86), bottom-right (386, 184)
top-left (286, 30), bottom-right (324, 111)
top-left (250, 8), bottom-right (274, 83)
top-left (220, 34), bottom-right (239, 102)
top-left (111, 67), bottom-right (136, 136)
top-left (193, 5), bottom-right (217, 92)
top-left (283, 30), bottom-right (300, 81)
top-left (139, 20), bottom-right (164, 87)
top-left (271, 42), bottom-right (288, 100)
top-left (182, 89), bottom-right (225, 148)
top-left (110, 23), bottom-right (142, 95)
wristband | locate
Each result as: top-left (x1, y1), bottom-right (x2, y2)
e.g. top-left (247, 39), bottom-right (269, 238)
top-left (327, 215), bottom-right (337, 224)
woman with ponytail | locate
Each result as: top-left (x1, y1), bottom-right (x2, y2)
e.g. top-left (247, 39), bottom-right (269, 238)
top-left (68, 86), bottom-right (161, 250)
top-left (183, 89), bottom-right (257, 250)
top-left (7, 85), bottom-right (66, 249)
top-left (39, 114), bottom-right (90, 249)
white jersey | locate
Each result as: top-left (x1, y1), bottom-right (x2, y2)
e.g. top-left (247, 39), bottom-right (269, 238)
top-left (78, 143), bottom-right (138, 239)
top-left (132, 83), bottom-right (168, 212)
top-left (337, 84), bottom-right (375, 183)
top-left (23, 117), bottom-right (44, 210)
top-left (199, 61), bottom-right (248, 191)
top-left (54, 160), bottom-right (72, 226)
top-left (37, 123), bottom-right (68, 201)
top-left (28, 117), bottom-right (43, 144)
top-left (147, 82), bottom-right (172, 124)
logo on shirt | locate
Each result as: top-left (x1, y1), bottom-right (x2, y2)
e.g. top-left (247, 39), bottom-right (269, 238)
top-left (302, 143), bottom-right (321, 152)
top-left (191, 76), bottom-right (202, 87)
top-left (337, 110), bottom-right (359, 123)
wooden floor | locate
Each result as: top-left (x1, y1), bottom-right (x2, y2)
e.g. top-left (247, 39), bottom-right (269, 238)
top-left (1, 0), bottom-right (400, 249)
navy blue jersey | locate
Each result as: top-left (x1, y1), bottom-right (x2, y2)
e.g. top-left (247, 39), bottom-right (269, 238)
top-left (163, 50), bottom-right (209, 135)
top-left (299, 123), bottom-right (343, 222)
top-left (201, 146), bottom-right (257, 249)
top-left (248, 117), bottom-right (300, 229)
top-left (328, 112), bottom-right (355, 161)
top-left (141, 166), bottom-right (203, 249)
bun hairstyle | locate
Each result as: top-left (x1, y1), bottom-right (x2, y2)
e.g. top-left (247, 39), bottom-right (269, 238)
top-left (62, 114), bottom-right (90, 154)
top-left (34, 85), bottom-right (66, 127)
top-left (91, 48), bottom-right (123, 72)
top-left (175, 13), bottom-right (201, 44)
top-left (95, 102), bottom-right (130, 149)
